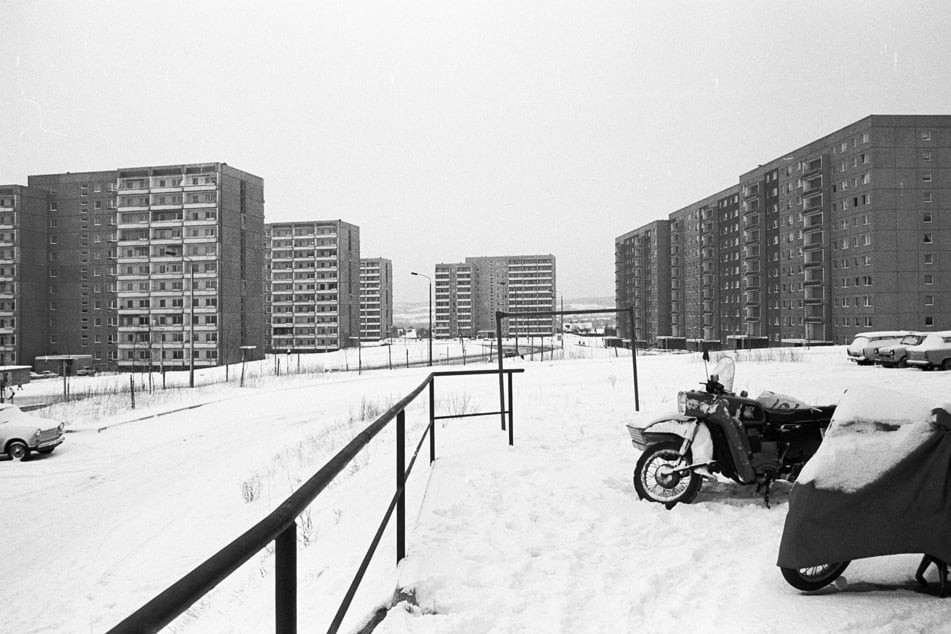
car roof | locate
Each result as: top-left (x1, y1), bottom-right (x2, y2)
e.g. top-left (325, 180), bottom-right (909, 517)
top-left (852, 331), bottom-right (909, 338)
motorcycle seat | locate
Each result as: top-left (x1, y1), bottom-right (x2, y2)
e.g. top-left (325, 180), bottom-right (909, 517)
top-left (763, 404), bottom-right (835, 426)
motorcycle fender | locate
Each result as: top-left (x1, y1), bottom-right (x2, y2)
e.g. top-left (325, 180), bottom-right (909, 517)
top-left (642, 418), bottom-right (714, 464)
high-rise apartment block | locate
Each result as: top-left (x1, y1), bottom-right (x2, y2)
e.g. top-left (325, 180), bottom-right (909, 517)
top-left (435, 254), bottom-right (556, 338)
top-left (264, 220), bottom-right (360, 352)
top-left (13, 162), bottom-right (267, 372)
top-left (360, 258), bottom-right (393, 341)
top-left (616, 115), bottom-right (951, 346)
top-left (0, 185), bottom-right (50, 366)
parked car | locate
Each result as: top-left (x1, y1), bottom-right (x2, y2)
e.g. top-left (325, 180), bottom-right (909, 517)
top-left (872, 333), bottom-right (927, 368)
top-left (29, 370), bottom-right (58, 380)
top-left (847, 331), bottom-right (908, 365)
top-left (0, 404), bottom-right (65, 461)
top-left (905, 331), bottom-right (951, 371)
top-left (74, 367), bottom-right (96, 376)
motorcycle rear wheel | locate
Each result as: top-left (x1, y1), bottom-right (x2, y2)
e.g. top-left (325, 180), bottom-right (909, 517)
top-left (633, 441), bottom-right (701, 508)
top-left (780, 562), bottom-right (850, 592)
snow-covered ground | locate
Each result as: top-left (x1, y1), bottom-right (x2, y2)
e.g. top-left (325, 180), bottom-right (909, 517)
top-left (4, 344), bottom-right (951, 633)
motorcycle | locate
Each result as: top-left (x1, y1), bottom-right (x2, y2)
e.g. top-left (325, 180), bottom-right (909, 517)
top-left (626, 354), bottom-right (835, 508)
top-left (778, 385), bottom-right (951, 595)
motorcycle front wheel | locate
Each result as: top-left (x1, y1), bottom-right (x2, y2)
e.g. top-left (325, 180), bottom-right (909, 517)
top-left (780, 562), bottom-right (850, 592)
top-left (633, 441), bottom-right (701, 508)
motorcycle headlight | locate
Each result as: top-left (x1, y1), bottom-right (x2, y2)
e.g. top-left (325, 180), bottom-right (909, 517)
top-left (677, 391), bottom-right (687, 414)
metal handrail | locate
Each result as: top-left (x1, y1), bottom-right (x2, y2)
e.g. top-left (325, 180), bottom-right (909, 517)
top-left (109, 368), bottom-right (524, 634)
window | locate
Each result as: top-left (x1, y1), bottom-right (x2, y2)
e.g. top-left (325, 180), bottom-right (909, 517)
top-left (925, 295), bottom-right (934, 306)
top-left (923, 172), bottom-right (932, 183)
top-left (924, 254), bottom-right (934, 265)
top-left (925, 274), bottom-right (934, 285)
top-left (924, 233), bottom-right (933, 244)
top-left (923, 150), bottom-right (933, 161)
top-left (922, 131), bottom-right (932, 141)
top-left (923, 192), bottom-right (933, 203)
top-left (925, 316), bottom-right (934, 327)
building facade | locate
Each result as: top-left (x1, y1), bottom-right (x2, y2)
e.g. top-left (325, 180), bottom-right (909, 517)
top-left (360, 257), bottom-right (393, 341)
top-left (264, 219), bottom-right (360, 352)
top-left (616, 115), bottom-right (951, 346)
top-left (435, 254), bottom-right (556, 338)
top-left (25, 163), bottom-right (266, 372)
top-left (615, 222), bottom-right (669, 343)
top-left (0, 185), bottom-right (50, 366)
top-left (434, 262), bottom-right (473, 338)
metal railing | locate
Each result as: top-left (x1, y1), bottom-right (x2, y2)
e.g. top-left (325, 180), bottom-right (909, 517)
top-left (108, 368), bottom-right (524, 634)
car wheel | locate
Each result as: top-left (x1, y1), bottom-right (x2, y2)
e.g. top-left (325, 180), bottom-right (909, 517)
top-left (7, 440), bottom-right (29, 461)
top-left (942, 359), bottom-right (951, 372)
top-left (897, 358), bottom-right (908, 369)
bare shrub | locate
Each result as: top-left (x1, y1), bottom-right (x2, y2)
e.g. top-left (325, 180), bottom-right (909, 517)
top-left (241, 473), bottom-right (262, 503)
top-left (446, 391), bottom-right (472, 417)
top-left (299, 507), bottom-right (316, 547)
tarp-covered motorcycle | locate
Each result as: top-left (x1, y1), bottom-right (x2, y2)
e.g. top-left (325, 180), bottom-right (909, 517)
top-left (778, 385), bottom-right (951, 595)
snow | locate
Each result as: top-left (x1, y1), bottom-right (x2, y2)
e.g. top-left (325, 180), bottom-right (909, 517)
top-left (5, 344), bottom-right (951, 633)
top-left (797, 384), bottom-right (951, 493)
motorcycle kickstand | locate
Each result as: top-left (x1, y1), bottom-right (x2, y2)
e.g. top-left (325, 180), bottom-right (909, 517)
top-left (916, 555), bottom-right (950, 597)
top-left (755, 473), bottom-right (775, 509)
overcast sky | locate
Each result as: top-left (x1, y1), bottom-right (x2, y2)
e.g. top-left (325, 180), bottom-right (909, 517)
top-left (2, 1), bottom-right (950, 303)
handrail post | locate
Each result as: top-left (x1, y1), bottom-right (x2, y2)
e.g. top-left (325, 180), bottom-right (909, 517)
top-left (428, 378), bottom-right (436, 464)
top-left (628, 307), bottom-right (640, 411)
top-left (496, 311), bottom-right (505, 430)
top-left (275, 521), bottom-right (297, 634)
top-left (396, 410), bottom-right (406, 562)
top-left (507, 371), bottom-right (514, 446)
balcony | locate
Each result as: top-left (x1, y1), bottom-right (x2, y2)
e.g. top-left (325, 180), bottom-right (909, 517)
top-left (803, 233), bottom-right (823, 250)
top-left (802, 176), bottom-right (823, 195)
top-left (804, 287), bottom-right (823, 303)
top-left (804, 251), bottom-right (823, 267)
top-left (803, 194), bottom-right (823, 213)
top-left (803, 214), bottom-right (823, 232)
top-left (118, 179), bottom-right (148, 194)
top-left (803, 157), bottom-right (823, 176)
top-left (804, 305), bottom-right (824, 321)
top-left (804, 268), bottom-right (823, 285)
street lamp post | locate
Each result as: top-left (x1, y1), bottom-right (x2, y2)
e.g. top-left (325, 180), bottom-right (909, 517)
top-left (410, 271), bottom-right (432, 366)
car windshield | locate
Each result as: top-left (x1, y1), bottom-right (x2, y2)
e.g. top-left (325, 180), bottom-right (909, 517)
top-left (901, 335), bottom-right (924, 345)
